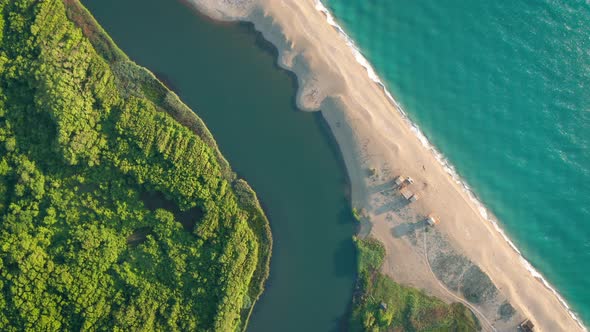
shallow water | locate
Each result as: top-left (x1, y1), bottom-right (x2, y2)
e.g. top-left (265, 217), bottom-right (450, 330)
top-left (83, 0), bottom-right (356, 331)
top-left (325, 0), bottom-right (590, 325)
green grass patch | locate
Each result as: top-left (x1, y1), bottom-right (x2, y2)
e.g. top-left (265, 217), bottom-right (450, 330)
top-left (352, 207), bottom-right (362, 222)
top-left (351, 238), bottom-right (481, 331)
top-left (355, 236), bottom-right (385, 273)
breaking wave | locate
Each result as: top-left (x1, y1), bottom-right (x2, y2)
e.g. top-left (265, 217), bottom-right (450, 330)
top-left (313, 1), bottom-right (586, 329)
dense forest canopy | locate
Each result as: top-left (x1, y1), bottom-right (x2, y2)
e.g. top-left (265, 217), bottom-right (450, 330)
top-left (0, 0), bottom-right (271, 331)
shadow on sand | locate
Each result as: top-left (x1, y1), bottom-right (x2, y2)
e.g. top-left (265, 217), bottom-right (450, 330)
top-left (373, 195), bottom-right (409, 215)
top-left (392, 219), bottom-right (429, 238)
top-left (367, 179), bottom-right (397, 195)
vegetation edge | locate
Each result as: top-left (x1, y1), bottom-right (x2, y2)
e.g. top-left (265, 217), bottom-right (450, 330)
top-left (62, 1), bottom-right (273, 330)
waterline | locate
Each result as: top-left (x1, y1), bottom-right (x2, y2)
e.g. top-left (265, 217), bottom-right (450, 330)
top-left (314, 1), bottom-right (586, 329)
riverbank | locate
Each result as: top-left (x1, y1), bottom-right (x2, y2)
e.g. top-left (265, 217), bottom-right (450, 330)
top-left (189, 0), bottom-right (585, 330)
top-left (64, 2), bottom-right (272, 330)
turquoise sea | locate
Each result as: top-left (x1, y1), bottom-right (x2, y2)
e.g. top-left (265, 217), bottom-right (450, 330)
top-left (325, 0), bottom-right (590, 326)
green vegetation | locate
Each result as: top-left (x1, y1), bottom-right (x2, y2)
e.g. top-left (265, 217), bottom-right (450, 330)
top-left (0, 0), bottom-right (271, 331)
top-left (351, 237), bottom-right (481, 331)
top-left (352, 207), bottom-right (362, 222)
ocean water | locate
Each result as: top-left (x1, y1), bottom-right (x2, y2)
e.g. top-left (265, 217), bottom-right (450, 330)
top-left (325, 0), bottom-right (590, 326)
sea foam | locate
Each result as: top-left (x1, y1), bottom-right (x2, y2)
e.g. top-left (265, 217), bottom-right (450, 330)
top-left (313, 1), bottom-right (586, 329)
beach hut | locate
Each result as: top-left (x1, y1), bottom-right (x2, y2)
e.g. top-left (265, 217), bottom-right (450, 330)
top-left (399, 187), bottom-right (413, 200)
top-left (519, 319), bottom-right (535, 332)
top-left (395, 176), bottom-right (415, 189)
top-left (426, 215), bottom-right (439, 227)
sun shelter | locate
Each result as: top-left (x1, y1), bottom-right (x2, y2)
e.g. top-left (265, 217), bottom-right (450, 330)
top-left (519, 319), bottom-right (535, 332)
top-left (426, 215), bottom-right (439, 226)
top-left (400, 187), bottom-right (413, 200)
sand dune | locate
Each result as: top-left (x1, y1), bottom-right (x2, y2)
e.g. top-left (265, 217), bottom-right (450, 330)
top-left (189, 0), bottom-right (585, 330)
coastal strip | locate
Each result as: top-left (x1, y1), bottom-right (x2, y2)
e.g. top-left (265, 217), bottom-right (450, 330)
top-left (311, 2), bottom-right (587, 330)
top-left (188, 0), bottom-right (586, 330)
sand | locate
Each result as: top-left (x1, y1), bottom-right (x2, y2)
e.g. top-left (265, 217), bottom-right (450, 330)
top-left (188, 0), bottom-right (585, 331)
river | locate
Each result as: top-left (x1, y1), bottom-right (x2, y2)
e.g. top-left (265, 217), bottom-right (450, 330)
top-left (82, 0), bottom-right (356, 331)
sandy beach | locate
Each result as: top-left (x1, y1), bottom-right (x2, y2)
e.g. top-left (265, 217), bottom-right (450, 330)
top-left (189, 0), bottom-right (585, 331)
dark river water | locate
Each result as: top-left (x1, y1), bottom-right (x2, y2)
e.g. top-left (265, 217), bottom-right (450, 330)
top-left (82, 0), bottom-right (356, 330)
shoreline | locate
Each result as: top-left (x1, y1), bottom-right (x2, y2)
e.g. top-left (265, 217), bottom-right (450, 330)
top-left (64, 2), bottom-right (272, 330)
top-left (188, 0), bottom-right (585, 330)
top-left (312, 1), bottom-right (585, 329)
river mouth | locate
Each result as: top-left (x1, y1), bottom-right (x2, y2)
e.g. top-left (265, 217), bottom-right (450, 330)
top-left (82, 0), bottom-right (357, 330)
